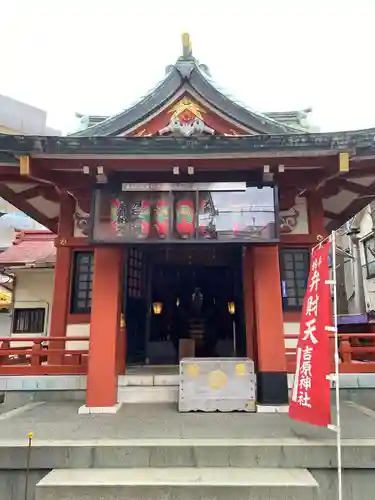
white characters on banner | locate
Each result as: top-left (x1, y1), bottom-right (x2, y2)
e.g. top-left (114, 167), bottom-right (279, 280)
top-left (298, 346), bottom-right (314, 407)
top-left (296, 254), bottom-right (323, 407)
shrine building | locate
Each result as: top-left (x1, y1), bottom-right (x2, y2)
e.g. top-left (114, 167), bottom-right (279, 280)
top-left (1, 34), bottom-right (375, 412)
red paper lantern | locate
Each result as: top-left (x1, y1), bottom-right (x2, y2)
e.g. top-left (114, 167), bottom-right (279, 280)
top-left (138, 200), bottom-right (151, 239)
top-left (176, 199), bottom-right (195, 238)
top-left (110, 199), bottom-right (119, 230)
top-left (110, 198), bottom-right (128, 233)
top-left (156, 198), bottom-right (170, 238)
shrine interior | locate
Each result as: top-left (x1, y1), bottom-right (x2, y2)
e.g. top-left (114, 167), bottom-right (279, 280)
top-left (124, 245), bottom-right (245, 365)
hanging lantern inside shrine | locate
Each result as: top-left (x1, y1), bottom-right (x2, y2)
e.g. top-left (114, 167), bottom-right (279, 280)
top-left (140, 200), bottom-right (151, 238)
top-left (110, 198), bottom-right (128, 234)
top-left (153, 302), bottom-right (163, 315)
top-left (228, 301), bottom-right (236, 315)
top-left (110, 199), bottom-right (120, 229)
top-left (176, 198), bottom-right (195, 238)
top-left (131, 199), bottom-right (151, 239)
top-left (156, 197), bottom-right (170, 238)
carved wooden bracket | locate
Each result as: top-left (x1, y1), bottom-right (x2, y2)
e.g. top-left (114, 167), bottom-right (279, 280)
top-left (74, 212), bottom-right (90, 236)
top-left (279, 208), bottom-right (299, 233)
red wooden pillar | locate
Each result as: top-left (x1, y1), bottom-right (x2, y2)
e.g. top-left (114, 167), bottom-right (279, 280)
top-left (243, 246), bottom-right (256, 361)
top-left (86, 247), bottom-right (123, 408)
top-left (48, 246), bottom-right (72, 364)
top-left (48, 194), bottom-right (75, 364)
top-left (253, 245), bottom-right (288, 405)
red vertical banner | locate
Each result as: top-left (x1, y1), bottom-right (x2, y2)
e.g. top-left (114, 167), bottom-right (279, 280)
top-left (289, 240), bottom-right (332, 427)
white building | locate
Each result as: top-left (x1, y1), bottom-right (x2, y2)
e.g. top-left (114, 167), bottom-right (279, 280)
top-left (336, 204), bottom-right (375, 327)
top-left (0, 230), bottom-right (55, 337)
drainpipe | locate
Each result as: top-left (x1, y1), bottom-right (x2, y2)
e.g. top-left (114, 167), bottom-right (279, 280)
top-left (347, 211), bottom-right (366, 315)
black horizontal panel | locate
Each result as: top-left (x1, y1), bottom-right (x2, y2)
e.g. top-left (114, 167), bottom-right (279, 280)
top-left (91, 184), bottom-right (278, 245)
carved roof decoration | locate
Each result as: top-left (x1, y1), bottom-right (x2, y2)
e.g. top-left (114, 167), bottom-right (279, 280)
top-left (158, 97), bottom-right (215, 137)
top-left (75, 107), bottom-right (314, 134)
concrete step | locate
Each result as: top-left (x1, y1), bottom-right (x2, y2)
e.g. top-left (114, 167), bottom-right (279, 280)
top-left (36, 467), bottom-right (319, 500)
top-left (2, 438), bottom-right (357, 470)
top-left (118, 386), bottom-right (178, 403)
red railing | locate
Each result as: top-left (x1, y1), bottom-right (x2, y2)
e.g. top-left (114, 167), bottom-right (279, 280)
top-left (2, 333), bottom-right (375, 376)
top-left (0, 336), bottom-right (89, 375)
top-left (286, 333), bottom-right (375, 373)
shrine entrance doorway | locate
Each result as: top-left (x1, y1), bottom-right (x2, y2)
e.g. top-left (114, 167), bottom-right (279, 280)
top-left (124, 245), bottom-right (246, 366)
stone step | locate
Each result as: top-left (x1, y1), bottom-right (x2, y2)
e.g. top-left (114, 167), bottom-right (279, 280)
top-left (2, 438), bottom-right (359, 470)
top-left (36, 467), bottom-right (319, 500)
top-left (118, 385), bottom-right (178, 403)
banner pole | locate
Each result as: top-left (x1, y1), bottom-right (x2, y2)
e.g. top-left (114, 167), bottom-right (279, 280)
top-left (331, 230), bottom-right (343, 500)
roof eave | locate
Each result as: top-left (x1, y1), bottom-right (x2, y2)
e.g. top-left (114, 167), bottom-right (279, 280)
top-left (1, 133), bottom-right (374, 158)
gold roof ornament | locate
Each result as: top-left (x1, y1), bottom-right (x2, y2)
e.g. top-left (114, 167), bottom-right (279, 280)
top-left (169, 97), bottom-right (205, 121)
top-left (181, 32), bottom-right (193, 58)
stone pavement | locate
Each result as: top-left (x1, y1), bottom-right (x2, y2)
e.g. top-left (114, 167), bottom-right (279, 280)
top-left (0, 396), bottom-right (375, 442)
top-left (0, 392), bottom-right (34, 416)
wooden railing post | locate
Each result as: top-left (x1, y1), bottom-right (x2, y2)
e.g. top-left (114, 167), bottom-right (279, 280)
top-left (0, 336), bottom-right (89, 374)
top-left (340, 339), bottom-right (352, 364)
top-left (70, 353), bottom-right (81, 366)
top-left (31, 341), bottom-right (42, 367)
top-left (0, 341), bottom-right (10, 365)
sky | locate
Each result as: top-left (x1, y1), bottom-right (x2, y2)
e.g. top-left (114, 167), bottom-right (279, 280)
top-left (1, 0), bottom-right (374, 134)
